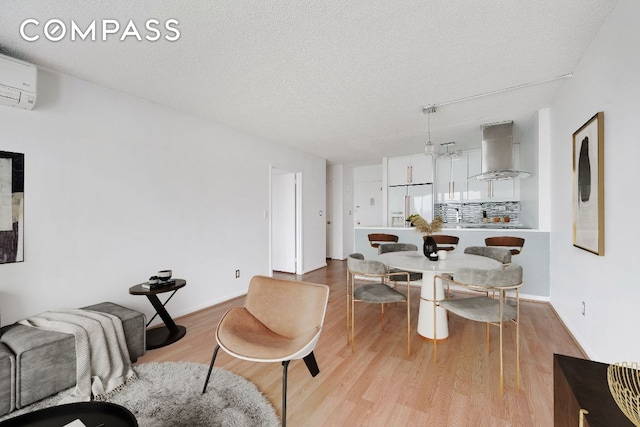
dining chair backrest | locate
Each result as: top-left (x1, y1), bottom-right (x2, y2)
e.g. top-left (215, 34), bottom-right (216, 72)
top-left (347, 253), bottom-right (388, 276)
top-left (455, 263), bottom-right (523, 288)
top-left (430, 235), bottom-right (460, 251)
top-left (485, 236), bottom-right (525, 256)
top-left (464, 246), bottom-right (512, 264)
top-left (378, 243), bottom-right (418, 254)
top-left (368, 233), bottom-right (399, 248)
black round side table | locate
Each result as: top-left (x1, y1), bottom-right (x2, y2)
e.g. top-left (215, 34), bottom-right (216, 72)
top-left (0, 402), bottom-right (137, 427)
top-left (129, 279), bottom-right (187, 349)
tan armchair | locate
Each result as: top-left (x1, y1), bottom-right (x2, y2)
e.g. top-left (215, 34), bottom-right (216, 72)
top-left (202, 275), bottom-right (330, 427)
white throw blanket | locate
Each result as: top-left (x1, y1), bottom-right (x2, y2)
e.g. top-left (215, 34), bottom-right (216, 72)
top-left (18, 308), bottom-right (137, 403)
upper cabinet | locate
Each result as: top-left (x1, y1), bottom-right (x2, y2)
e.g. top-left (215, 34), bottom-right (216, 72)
top-left (435, 155), bottom-right (468, 201)
top-left (388, 154), bottom-right (434, 186)
top-left (488, 178), bottom-right (516, 200)
top-left (466, 149), bottom-right (485, 200)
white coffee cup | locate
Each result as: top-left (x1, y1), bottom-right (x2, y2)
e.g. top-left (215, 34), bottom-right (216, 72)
top-left (437, 250), bottom-right (448, 260)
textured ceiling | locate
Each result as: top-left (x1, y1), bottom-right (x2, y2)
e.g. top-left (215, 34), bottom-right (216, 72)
top-left (0, 1), bottom-right (619, 166)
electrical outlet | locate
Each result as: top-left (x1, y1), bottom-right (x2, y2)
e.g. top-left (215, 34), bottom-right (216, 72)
top-left (235, 270), bottom-right (240, 278)
top-left (581, 301), bottom-right (586, 316)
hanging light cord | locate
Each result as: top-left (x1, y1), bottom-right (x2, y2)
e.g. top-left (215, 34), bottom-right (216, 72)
top-left (427, 109), bottom-right (432, 144)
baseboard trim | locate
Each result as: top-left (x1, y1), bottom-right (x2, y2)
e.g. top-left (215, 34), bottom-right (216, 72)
top-left (547, 303), bottom-right (590, 360)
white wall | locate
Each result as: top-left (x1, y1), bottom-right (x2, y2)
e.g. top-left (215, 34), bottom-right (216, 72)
top-left (549, 0), bottom-right (640, 362)
top-left (518, 111), bottom-right (540, 230)
top-left (342, 165), bottom-right (354, 258)
top-left (327, 165), bottom-right (343, 260)
top-left (537, 108), bottom-right (551, 232)
top-left (518, 107), bottom-right (551, 232)
top-left (0, 69), bottom-right (326, 326)
top-left (353, 164), bottom-right (383, 227)
top-left (327, 164), bottom-right (353, 260)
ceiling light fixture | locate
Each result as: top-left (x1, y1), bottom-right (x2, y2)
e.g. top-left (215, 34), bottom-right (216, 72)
top-left (439, 141), bottom-right (461, 159)
top-left (423, 105), bottom-right (436, 155)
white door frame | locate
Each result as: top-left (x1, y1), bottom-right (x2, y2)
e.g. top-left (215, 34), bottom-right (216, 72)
top-left (269, 164), bottom-right (303, 275)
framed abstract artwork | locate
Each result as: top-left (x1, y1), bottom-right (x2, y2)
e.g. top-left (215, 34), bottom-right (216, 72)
top-left (0, 151), bottom-right (24, 263)
top-left (572, 112), bottom-right (604, 255)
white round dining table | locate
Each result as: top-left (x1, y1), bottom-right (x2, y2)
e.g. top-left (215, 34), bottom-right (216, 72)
top-left (376, 250), bottom-right (501, 340)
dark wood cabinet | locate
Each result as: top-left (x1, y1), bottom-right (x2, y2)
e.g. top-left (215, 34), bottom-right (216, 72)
top-left (554, 354), bottom-right (633, 426)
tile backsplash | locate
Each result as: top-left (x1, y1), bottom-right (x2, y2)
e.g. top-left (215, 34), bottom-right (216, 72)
top-left (435, 201), bottom-right (520, 224)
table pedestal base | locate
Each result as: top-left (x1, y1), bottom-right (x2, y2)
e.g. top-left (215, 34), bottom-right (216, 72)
top-left (417, 272), bottom-right (449, 340)
top-left (146, 325), bottom-right (186, 350)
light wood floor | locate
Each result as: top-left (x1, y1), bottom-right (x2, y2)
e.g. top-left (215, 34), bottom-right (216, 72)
top-left (136, 260), bottom-right (585, 426)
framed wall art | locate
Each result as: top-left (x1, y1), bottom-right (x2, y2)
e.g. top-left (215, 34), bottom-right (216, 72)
top-left (572, 112), bottom-right (604, 255)
top-left (0, 151), bottom-right (24, 264)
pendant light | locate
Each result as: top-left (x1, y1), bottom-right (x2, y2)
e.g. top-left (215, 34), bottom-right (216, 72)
top-left (423, 106), bottom-right (436, 155)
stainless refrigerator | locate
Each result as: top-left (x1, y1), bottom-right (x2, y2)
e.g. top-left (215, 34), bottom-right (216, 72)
top-left (388, 183), bottom-right (433, 227)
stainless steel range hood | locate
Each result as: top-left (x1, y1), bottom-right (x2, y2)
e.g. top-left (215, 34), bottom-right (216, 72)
top-left (473, 121), bottom-right (531, 181)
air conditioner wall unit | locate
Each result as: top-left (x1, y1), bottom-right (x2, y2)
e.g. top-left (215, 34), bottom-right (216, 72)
top-left (0, 53), bottom-right (37, 110)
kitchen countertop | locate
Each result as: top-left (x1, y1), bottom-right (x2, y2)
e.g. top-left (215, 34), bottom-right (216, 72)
top-left (356, 223), bottom-right (533, 230)
top-left (442, 222), bottom-right (530, 229)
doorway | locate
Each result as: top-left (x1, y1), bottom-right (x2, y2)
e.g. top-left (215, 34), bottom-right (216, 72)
top-left (270, 166), bottom-right (302, 275)
top-left (325, 180), bottom-right (333, 259)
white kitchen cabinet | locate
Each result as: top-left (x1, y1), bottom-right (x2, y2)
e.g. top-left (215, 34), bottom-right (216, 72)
top-left (465, 148), bottom-right (516, 200)
top-left (436, 155), bottom-right (468, 201)
top-left (489, 179), bottom-right (515, 199)
top-left (388, 154), bottom-right (433, 186)
top-left (466, 149), bottom-right (484, 200)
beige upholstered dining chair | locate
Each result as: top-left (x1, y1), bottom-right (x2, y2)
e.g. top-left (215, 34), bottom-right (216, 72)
top-left (202, 275), bottom-right (330, 427)
top-left (433, 262), bottom-right (523, 395)
top-left (346, 253), bottom-right (411, 356)
top-left (464, 245), bottom-right (512, 264)
top-left (377, 243), bottom-right (423, 282)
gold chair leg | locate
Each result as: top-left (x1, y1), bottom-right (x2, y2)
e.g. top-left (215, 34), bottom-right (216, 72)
top-left (408, 281), bottom-right (411, 357)
top-left (499, 291), bottom-right (504, 395)
top-left (351, 285), bottom-right (356, 353)
top-left (516, 288), bottom-right (520, 391)
top-left (433, 276), bottom-right (438, 363)
top-left (346, 272), bottom-right (350, 345)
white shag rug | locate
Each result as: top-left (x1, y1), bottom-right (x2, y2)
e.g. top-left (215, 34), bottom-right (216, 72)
top-left (1, 362), bottom-right (280, 427)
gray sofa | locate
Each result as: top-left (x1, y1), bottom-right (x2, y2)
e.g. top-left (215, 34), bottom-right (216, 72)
top-left (0, 302), bottom-right (146, 416)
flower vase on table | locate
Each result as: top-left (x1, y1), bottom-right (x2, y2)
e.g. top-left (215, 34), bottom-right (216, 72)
top-left (407, 214), bottom-right (443, 261)
top-left (423, 235), bottom-right (439, 260)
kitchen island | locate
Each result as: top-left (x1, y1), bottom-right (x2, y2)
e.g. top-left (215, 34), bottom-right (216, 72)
top-left (355, 226), bottom-right (549, 299)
